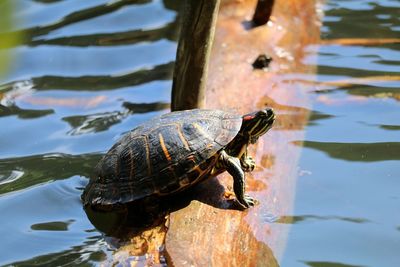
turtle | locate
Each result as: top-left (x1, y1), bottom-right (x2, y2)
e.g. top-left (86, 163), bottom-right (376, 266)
top-left (81, 108), bottom-right (275, 210)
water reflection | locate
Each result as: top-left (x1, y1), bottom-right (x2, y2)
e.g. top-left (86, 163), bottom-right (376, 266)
top-left (0, 153), bottom-right (101, 194)
top-left (30, 61), bottom-right (174, 91)
top-left (0, 175), bottom-right (102, 266)
top-left (2, 0), bottom-right (153, 45)
top-left (62, 101), bottom-right (169, 135)
top-left (31, 219), bottom-right (75, 231)
top-left (277, 215), bottom-right (370, 225)
top-left (293, 141), bottom-right (400, 162)
top-left (302, 261), bottom-right (365, 267)
top-left (315, 84), bottom-right (400, 102)
top-left (379, 124), bottom-right (400, 130)
top-left (30, 21), bottom-right (178, 47)
top-left (0, 0), bottom-right (399, 265)
top-left (0, 104), bottom-right (53, 118)
top-left (281, 1), bottom-right (400, 266)
top-left (323, 1), bottom-right (400, 39)
top-left (7, 235), bottom-right (108, 266)
top-left (0, 0), bottom-right (180, 265)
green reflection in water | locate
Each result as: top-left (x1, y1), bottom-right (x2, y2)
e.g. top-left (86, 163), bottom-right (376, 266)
top-left (379, 124), bottom-right (400, 131)
top-left (63, 101), bottom-right (169, 135)
top-left (6, 235), bottom-right (107, 267)
top-left (25, 62), bottom-right (172, 91)
top-left (31, 219), bottom-right (74, 231)
top-left (308, 111), bottom-right (335, 126)
top-left (0, 153), bottom-right (102, 195)
top-left (0, 0), bottom-right (152, 48)
top-left (324, 3), bottom-right (399, 39)
top-left (0, 0), bottom-right (21, 79)
top-left (32, 0), bottom-right (65, 4)
top-left (0, 104), bottom-right (54, 119)
top-left (277, 215), bottom-right (370, 225)
top-left (0, 62), bottom-right (174, 92)
top-left (303, 261), bottom-right (366, 267)
top-left (315, 84), bottom-right (400, 102)
top-left (293, 141), bottom-right (400, 162)
top-left (317, 65), bottom-right (399, 78)
top-left (29, 22), bottom-right (178, 47)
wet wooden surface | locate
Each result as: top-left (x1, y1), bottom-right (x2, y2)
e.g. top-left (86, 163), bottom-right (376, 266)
top-left (165, 0), bottom-right (321, 265)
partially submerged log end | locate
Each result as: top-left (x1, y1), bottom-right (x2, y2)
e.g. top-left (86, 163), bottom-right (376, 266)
top-left (166, 0), bottom-right (321, 265)
top-left (252, 0), bottom-right (275, 26)
top-left (110, 0), bottom-right (321, 265)
top-left (171, 0), bottom-right (221, 111)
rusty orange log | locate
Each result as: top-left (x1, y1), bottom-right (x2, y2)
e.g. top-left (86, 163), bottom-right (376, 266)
top-left (107, 0), bottom-right (321, 265)
top-left (165, 0), bottom-right (320, 265)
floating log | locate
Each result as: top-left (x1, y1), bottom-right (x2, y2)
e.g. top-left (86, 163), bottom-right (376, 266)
top-left (109, 0), bottom-right (321, 265)
top-left (166, 0), bottom-right (321, 265)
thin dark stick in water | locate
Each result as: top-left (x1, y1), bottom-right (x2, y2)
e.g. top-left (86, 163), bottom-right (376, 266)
top-left (252, 0), bottom-right (275, 26)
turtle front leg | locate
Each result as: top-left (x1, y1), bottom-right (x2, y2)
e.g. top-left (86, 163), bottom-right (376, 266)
top-left (219, 150), bottom-right (255, 208)
top-left (240, 148), bottom-right (256, 172)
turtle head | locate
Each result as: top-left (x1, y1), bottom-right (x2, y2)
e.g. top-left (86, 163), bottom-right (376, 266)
top-left (240, 108), bottom-right (275, 144)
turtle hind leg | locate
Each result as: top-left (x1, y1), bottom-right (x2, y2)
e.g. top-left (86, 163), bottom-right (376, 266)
top-left (219, 150), bottom-right (256, 209)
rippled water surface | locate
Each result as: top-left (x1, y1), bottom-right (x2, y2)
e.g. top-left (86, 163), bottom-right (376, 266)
top-left (0, 0), bottom-right (399, 266)
top-left (0, 1), bottom-right (178, 265)
top-left (281, 1), bottom-right (400, 266)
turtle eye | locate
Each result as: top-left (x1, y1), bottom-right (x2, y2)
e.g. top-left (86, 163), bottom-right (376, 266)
top-left (243, 114), bottom-right (255, 121)
top-left (242, 111), bottom-right (258, 121)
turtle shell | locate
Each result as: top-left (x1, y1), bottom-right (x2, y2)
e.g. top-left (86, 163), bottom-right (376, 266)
top-left (82, 109), bottom-right (242, 207)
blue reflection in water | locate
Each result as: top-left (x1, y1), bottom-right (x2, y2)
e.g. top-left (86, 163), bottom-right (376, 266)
top-left (281, 0), bottom-right (400, 266)
top-left (0, 0), bottom-right (178, 265)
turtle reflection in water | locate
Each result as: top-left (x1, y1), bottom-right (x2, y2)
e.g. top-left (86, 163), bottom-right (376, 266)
top-left (82, 108), bottom-right (275, 212)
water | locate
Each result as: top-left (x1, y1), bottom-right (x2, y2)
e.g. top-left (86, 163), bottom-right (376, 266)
top-left (281, 1), bottom-right (400, 266)
top-left (0, 1), bottom-right (178, 266)
top-left (0, 0), bottom-right (399, 266)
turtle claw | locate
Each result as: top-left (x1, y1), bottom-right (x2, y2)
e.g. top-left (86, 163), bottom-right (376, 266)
top-left (238, 194), bottom-right (257, 209)
top-left (241, 157), bottom-right (256, 172)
